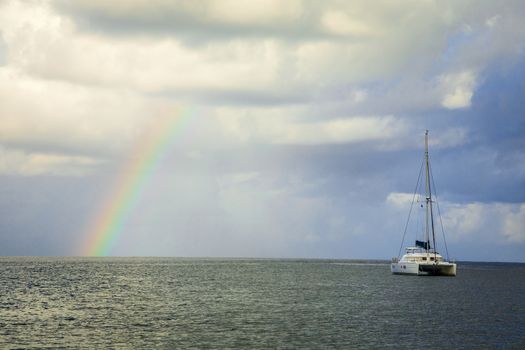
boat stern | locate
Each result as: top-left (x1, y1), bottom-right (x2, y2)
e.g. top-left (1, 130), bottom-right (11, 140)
top-left (418, 262), bottom-right (456, 276)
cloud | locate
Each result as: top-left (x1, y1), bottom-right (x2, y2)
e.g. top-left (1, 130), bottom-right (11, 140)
top-left (1, 4), bottom-right (282, 94)
top-left (219, 172), bottom-right (261, 187)
top-left (485, 14), bottom-right (502, 28)
top-left (1, 0), bottom-right (525, 260)
top-left (442, 202), bottom-right (491, 238)
top-left (502, 204), bottom-right (525, 243)
top-left (0, 146), bottom-right (101, 176)
top-left (0, 33), bottom-right (5, 65)
top-left (0, 67), bottom-right (165, 156)
top-left (443, 202), bottom-right (525, 244)
top-left (205, 0), bottom-right (304, 26)
top-left (386, 192), bottom-right (416, 208)
top-left (216, 106), bottom-right (407, 145)
top-left (440, 71), bottom-right (477, 109)
top-left (56, 0), bottom-right (305, 34)
top-left (321, 10), bottom-right (376, 37)
top-left (387, 192), bottom-right (525, 244)
top-left (2, 0), bottom-right (523, 111)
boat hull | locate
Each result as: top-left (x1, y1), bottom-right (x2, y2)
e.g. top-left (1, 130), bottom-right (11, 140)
top-left (391, 262), bottom-right (456, 276)
top-left (391, 261), bottom-right (419, 275)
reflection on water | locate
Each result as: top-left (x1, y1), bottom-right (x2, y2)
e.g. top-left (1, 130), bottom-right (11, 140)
top-left (1, 258), bottom-right (524, 349)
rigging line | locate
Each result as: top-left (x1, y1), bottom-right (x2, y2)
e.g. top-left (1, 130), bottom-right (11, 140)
top-left (397, 157), bottom-right (425, 259)
top-left (429, 161), bottom-right (450, 260)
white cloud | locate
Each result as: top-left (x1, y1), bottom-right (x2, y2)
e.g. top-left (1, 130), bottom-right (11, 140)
top-left (216, 106), bottom-right (407, 145)
top-left (502, 204), bottom-right (525, 243)
top-left (1, 0), bottom-right (522, 112)
top-left (439, 71), bottom-right (477, 109)
top-left (206, 0), bottom-right (303, 26)
top-left (0, 146), bottom-right (101, 176)
top-left (58, 0), bottom-right (304, 28)
top-left (443, 202), bottom-right (525, 244)
top-left (321, 10), bottom-right (376, 37)
top-left (347, 89), bottom-right (368, 104)
top-left (386, 192), bottom-right (416, 209)
top-left (219, 172), bottom-right (260, 188)
top-left (442, 202), bottom-right (488, 237)
top-left (0, 67), bottom-right (164, 155)
top-left (0, 0), bottom-right (523, 176)
top-left (387, 192), bottom-right (525, 244)
top-left (0, 1), bottom-right (283, 94)
top-left (485, 14), bottom-right (502, 28)
top-left (272, 116), bottom-right (405, 145)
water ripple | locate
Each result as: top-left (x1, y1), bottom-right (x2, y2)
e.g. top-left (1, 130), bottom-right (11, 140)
top-left (0, 258), bottom-right (524, 349)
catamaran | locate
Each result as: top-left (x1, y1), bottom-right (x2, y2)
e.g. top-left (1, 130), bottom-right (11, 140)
top-left (391, 130), bottom-right (457, 276)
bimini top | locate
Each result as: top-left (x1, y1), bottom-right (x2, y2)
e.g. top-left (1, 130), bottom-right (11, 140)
top-left (415, 240), bottom-right (431, 250)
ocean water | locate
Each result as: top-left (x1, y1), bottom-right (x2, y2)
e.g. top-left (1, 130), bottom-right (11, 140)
top-left (1, 258), bottom-right (524, 349)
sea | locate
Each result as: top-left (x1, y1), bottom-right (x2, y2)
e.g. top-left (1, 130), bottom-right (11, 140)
top-left (1, 258), bottom-right (524, 349)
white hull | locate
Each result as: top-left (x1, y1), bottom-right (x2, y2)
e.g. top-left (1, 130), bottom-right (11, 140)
top-left (391, 261), bottom-right (456, 276)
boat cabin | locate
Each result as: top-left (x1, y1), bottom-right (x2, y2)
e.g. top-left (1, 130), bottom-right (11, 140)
top-left (400, 247), bottom-right (444, 263)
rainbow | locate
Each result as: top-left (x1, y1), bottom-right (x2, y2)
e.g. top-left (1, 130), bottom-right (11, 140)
top-left (81, 106), bottom-right (192, 256)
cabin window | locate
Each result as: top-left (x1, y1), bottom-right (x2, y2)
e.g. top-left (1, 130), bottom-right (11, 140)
top-left (430, 257), bottom-right (435, 261)
top-left (422, 257), bottom-right (427, 261)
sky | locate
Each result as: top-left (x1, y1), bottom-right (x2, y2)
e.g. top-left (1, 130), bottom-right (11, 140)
top-left (0, 0), bottom-right (524, 261)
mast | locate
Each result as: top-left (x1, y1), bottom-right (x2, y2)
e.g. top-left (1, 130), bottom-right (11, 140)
top-left (424, 130), bottom-right (437, 257)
